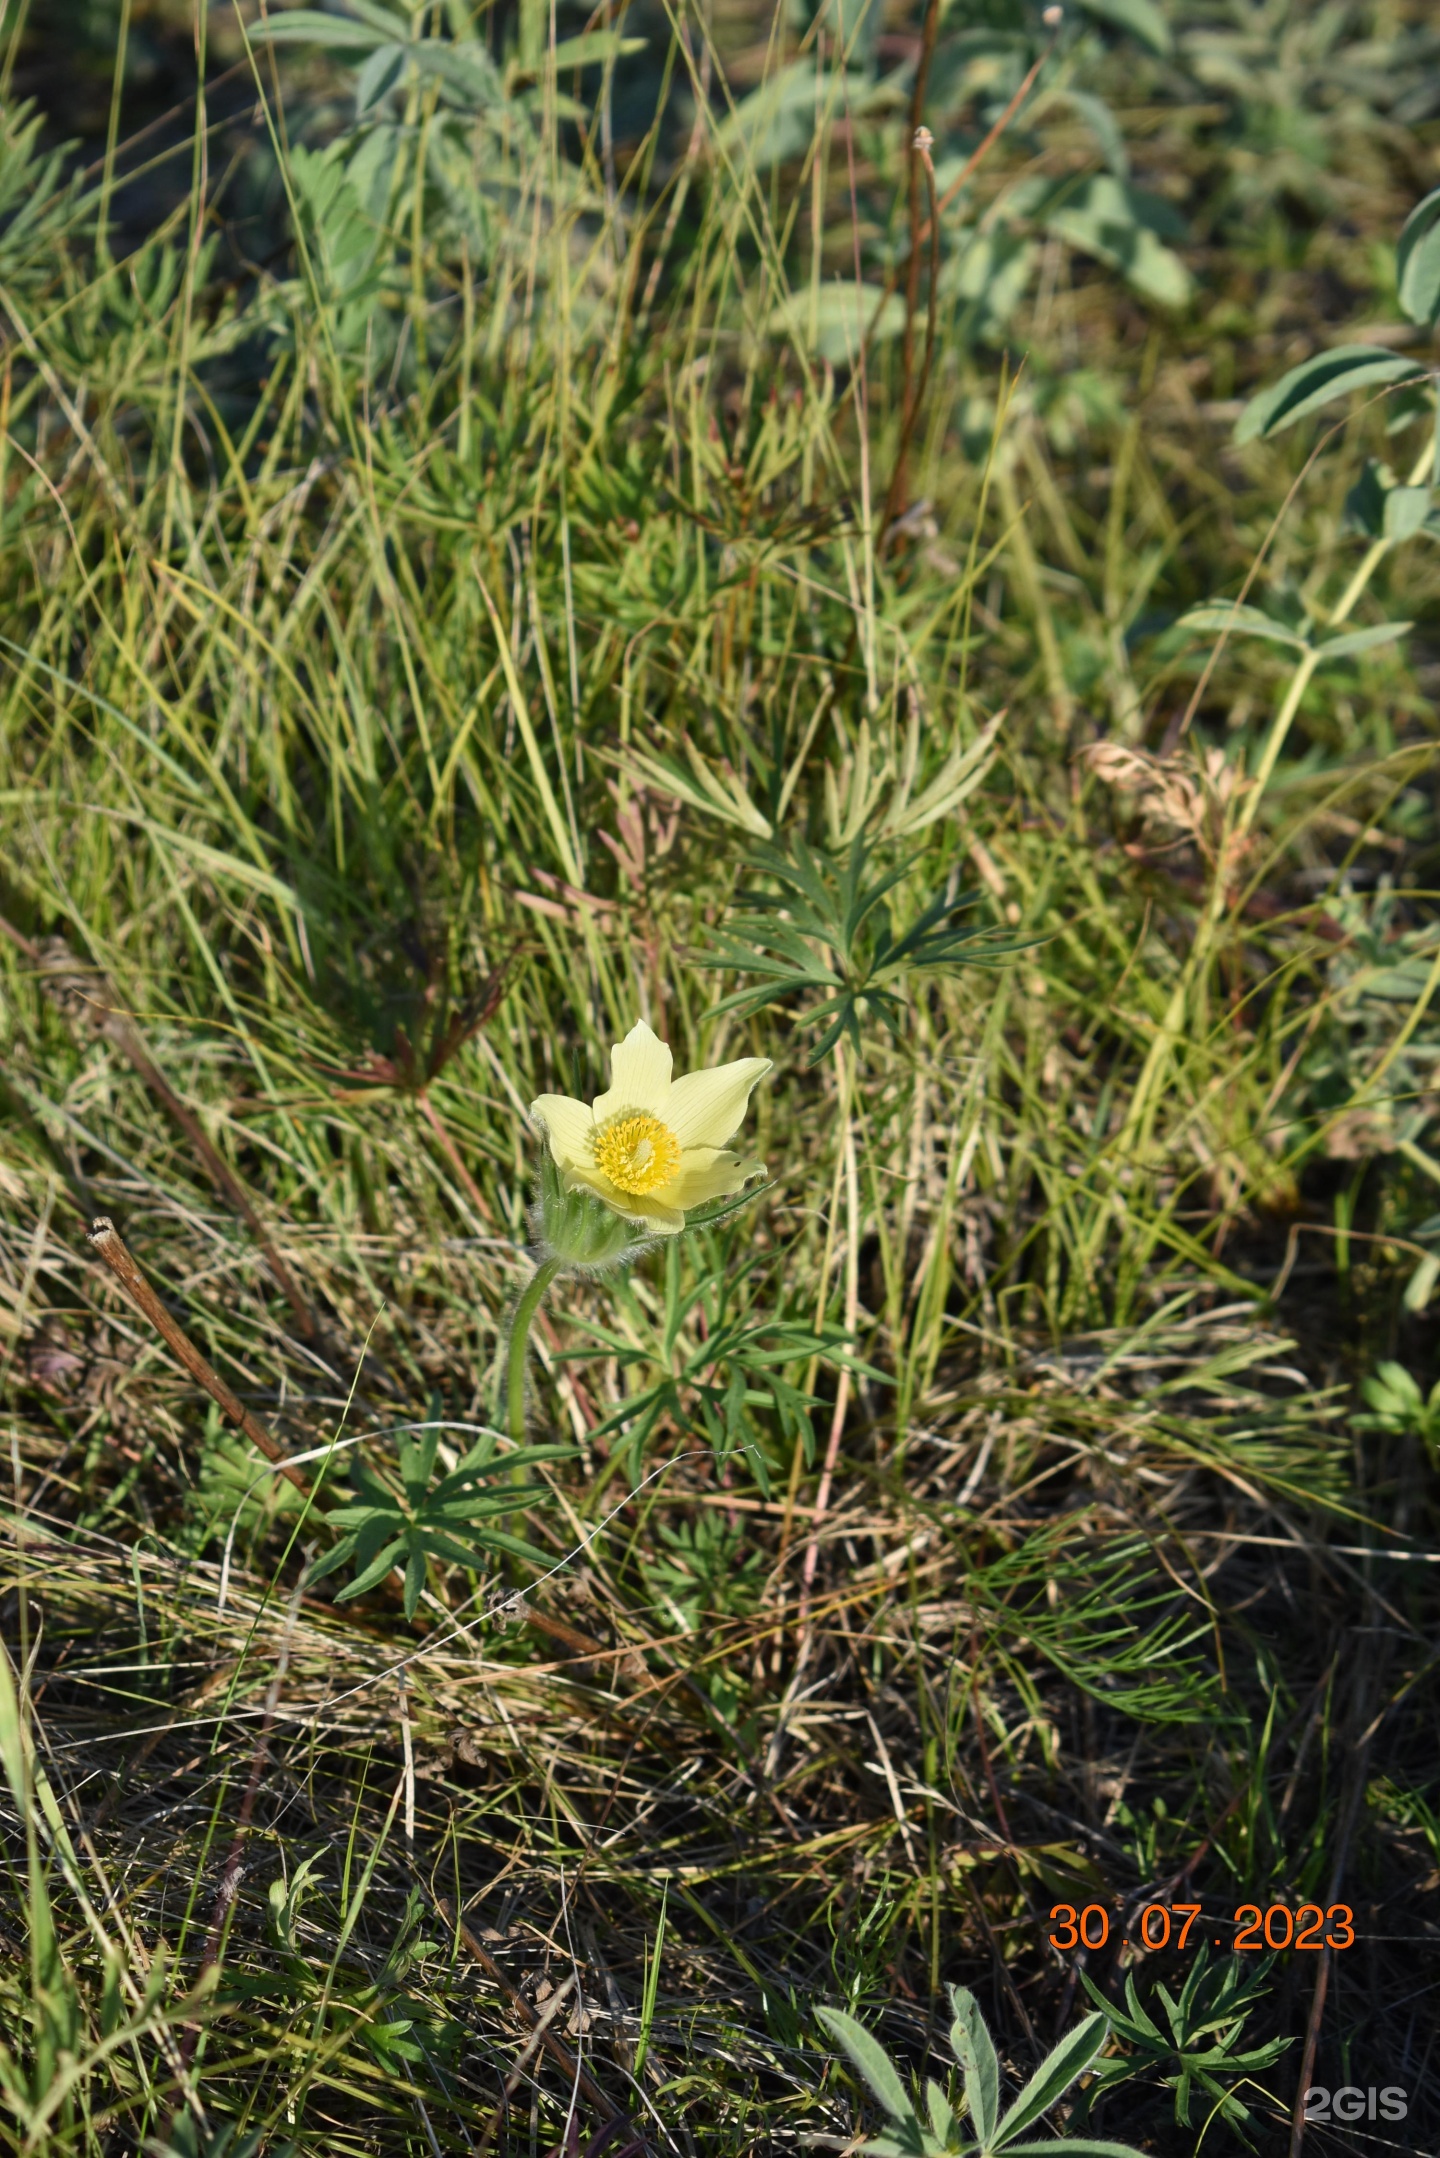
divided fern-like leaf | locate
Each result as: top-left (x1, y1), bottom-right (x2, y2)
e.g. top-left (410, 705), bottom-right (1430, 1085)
top-left (310, 1429), bottom-right (572, 1618)
top-left (698, 831), bottom-right (1030, 1066)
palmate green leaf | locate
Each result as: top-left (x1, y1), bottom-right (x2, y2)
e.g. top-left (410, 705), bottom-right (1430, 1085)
top-left (310, 1430), bottom-right (571, 1610)
top-left (1080, 1966), bottom-right (1164, 2046)
top-left (700, 831), bottom-right (1024, 1064)
top-left (431, 1437), bottom-right (573, 1497)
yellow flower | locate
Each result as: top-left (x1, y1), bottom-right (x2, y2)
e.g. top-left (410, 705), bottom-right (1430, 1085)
top-left (530, 1020), bottom-right (771, 1236)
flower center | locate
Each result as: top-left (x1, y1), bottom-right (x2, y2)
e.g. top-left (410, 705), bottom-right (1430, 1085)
top-left (592, 1111), bottom-right (682, 1195)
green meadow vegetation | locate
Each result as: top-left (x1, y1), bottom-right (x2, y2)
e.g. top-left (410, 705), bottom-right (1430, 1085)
top-left (2, 0), bottom-right (1440, 2150)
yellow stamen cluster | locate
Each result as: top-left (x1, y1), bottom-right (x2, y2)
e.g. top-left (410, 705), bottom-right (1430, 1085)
top-left (592, 1111), bottom-right (682, 1196)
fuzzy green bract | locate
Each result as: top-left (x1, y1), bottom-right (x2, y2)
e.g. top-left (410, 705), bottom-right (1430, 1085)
top-left (309, 1426), bottom-right (571, 1618)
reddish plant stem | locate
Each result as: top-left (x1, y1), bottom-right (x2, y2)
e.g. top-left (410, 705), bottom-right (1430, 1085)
top-left (1, 915), bottom-right (322, 1342)
top-left (86, 1215), bottom-right (308, 1493)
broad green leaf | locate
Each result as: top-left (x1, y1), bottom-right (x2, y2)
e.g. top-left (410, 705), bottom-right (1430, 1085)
top-left (1234, 344), bottom-right (1422, 443)
top-left (1384, 485), bottom-right (1433, 541)
top-left (1001, 2143), bottom-right (1148, 2156)
top-left (815, 2007), bottom-right (917, 2125)
top-left (414, 41), bottom-right (507, 103)
top-left (251, 11), bottom-right (389, 50)
top-left (331, 0), bottom-right (415, 32)
top-left (1048, 87), bottom-right (1130, 176)
top-left (771, 282), bottom-right (906, 363)
top-left (551, 31), bottom-right (649, 65)
top-left (715, 62), bottom-right (882, 172)
top-left (1404, 1252), bottom-right (1440, 1313)
top-left (1176, 602), bottom-right (1309, 650)
top-left (1075, 0), bottom-right (1173, 55)
top-left (993, 2010), bottom-right (1108, 2143)
top-left (1397, 184), bottom-right (1440, 327)
top-left (944, 231), bottom-right (1039, 341)
top-left (924, 2079), bottom-right (956, 2145)
top-left (715, 61), bottom-right (832, 171)
top-left (1034, 174), bottom-right (1191, 308)
top-left (354, 43), bottom-right (408, 116)
top-left (1316, 619), bottom-right (1411, 659)
top-left (948, 1986), bottom-right (999, 2142)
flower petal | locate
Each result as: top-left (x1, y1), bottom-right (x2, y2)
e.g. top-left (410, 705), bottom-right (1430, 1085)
top-left (529, 1093), bottom-right (594, 1173)
top-left (591, 1019), bottom-right (673, 1124)
top-left (557, 1157), bottom-right (683, 1233)
top-left (666, 1056), bottom-right (772, 1149)
top-left (618, 1200), bottom-right (685, 1235)
top-left (667, 1149), bottom-right (765, 1211)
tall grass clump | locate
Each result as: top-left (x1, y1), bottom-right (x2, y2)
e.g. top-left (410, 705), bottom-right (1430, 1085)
top-left (2, 0), bottom-right (1440, 2153)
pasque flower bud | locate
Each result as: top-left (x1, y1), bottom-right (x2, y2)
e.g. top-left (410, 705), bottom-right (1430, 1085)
top-left (529, 1149), bottom-right (656, 1273)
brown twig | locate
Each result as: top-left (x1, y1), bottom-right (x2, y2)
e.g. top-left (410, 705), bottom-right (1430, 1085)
top-left (85, 1215), bottom-right (309, 1493)
top-left (861, 20), bottom-right (1060, 374)
top-left (880, 125), bottom-right (942, 544)
top-left (881, 0), bottom-right (943, 537)
top-left (1288, 1618), bottom-right (1392, 2153)
top-left (1, 917), bottom-right (323, 1343)
top-left (437, 1895), bottom-right (636, 2135)
top-left (473, 1974), bottom-right (578, 2158)
top-left (85, 1215), bottom-right (639, 1669)
top-left (175, 1582), bottom-right (302, 2077)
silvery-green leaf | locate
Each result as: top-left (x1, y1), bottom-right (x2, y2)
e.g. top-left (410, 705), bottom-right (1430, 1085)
top-left (1235, 344), bottom-right (1421, 443)
top-left (992, 2011), bottom-right (1108, 2144)
top-left (924, 2078), bottom-right (957, 2145)
top-left (252, 9), bottom-right (389, 49)
top-left (354, 43), bottom-right (408, 116)
top-left (1397, 184), bottom-right (1440, 327)
top-left (1316, 620), bottom-right (1411, 659)
top-left (947, 1987), bottom-right (999, 2143)
top-left (1075, 0), bottom-right (1172, 54)
top-left (1038, 175), bottom-right (1191, 308)
top-left (1405, 1253), bottom-right (1440, 1313)
top-left (815, 2007), bottom-right (917, 2125)
top-left (551, 31), bottom-right (649, 64)
top-left (1384, 485), bottom-right (1433, 541)
top-left (1000, 2143), bottom-right (1149, 2156)
top-left (1176, 602), bottom-right (1309, 650)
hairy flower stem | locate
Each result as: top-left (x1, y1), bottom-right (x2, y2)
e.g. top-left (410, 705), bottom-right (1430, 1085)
top-left (505, 1256), bottom-right (563, 1442)
top-left (796, 1042), bottom-right (860, 1656)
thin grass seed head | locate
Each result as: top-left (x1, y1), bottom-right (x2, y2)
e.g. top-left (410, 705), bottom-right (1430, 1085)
top-left (529, 1019), bottom-right (771, 1262)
